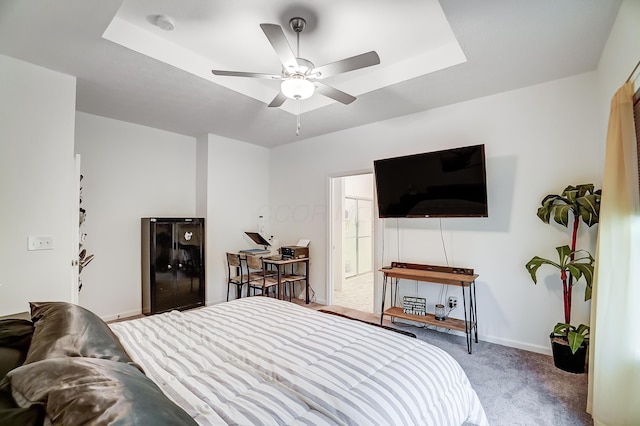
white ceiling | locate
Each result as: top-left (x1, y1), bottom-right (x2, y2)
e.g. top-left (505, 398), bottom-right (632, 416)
top-left (0, 0), bottom-right (622, 148)
top-left (104, 0), bottom-right (466, 116)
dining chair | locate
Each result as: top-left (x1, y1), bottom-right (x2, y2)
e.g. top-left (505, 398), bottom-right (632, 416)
top-left (226, 252), bottom-right (248, 301)
top-left (245, 254), bottom-right (279, 298)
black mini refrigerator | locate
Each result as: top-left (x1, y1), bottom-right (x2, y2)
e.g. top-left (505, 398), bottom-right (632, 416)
top-left (142, 218), bottom-right (205, 315)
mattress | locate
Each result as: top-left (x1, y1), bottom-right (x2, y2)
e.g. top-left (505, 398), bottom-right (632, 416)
top-left (110, 297), bottom-right (488, 425)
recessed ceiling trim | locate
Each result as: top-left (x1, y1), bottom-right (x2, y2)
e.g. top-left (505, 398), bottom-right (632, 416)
top-left (103, 0), bottom-right (467, 116)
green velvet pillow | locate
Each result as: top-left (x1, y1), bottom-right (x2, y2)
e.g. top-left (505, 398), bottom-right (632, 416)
top-left (0, 319), bottom-right (34, 350)
top-left (5, 357), bottom-right (196, 425)
top-left (0, 347), bottom-right (24, 381)
top-left (0, 391), bottom-right (45, 426)
top-left (0, 319), bottom-right (41, 423)
top-left (25, 302), bottom-right (136, 367)
top-left (0, 319), bottom-right (34, 381)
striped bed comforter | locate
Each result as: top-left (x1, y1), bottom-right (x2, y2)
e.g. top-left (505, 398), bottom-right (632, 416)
top-left (110, 297), bottom-right (488, 425)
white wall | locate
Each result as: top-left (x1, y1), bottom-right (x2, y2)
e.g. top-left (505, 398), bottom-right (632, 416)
top-left (205, 134), bottom-right (270, 303)
top-left (74, 117), bottom-right (269, 317)
top-left (0, 54), bottom-right (77, 316)
top-left (74, 112), bottom-right (196, 319)
top-left (597, 0), bottom-right (640, 105)
top-left (270, 72), bottom-right (604, 353)
top-left (345, 174), bottom-right (373, 198)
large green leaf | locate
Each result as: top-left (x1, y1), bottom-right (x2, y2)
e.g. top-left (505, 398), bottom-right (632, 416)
top-left (552, 204), bottom-right (571, 227)
top-left (553, 322), bottom-right (589, 354)
top-left (574, 184), bottom-right (598, 198)
top-left (566, 263), bottom-right (594, 300)
top-left (525, 256), bottom-right (561, 284)
top-left (576, 324), bottom-right (590, 336)
top-left (556, 245), bottom-right (571, 269)
top-left (584, 282), bottom-right (592, 301)
top-left (576, 184), bottom-right (595, 197)
top-left (563, 186), bottom-right (579, 204)
top-left (536, 184), bottom-right (600, 228)
top-left (554, 323), bottom-right (570, 334)
top-left (537, 204), bottom-right (552, 224)
top-left (537, 194), bottom-right (560, 223)
top-left (566, 262), bottom-right (593, 282)
top-left (526, 245), bottom-right (594, 304)
top-left (565, 250), bottom-right (594, 301)
top-left (577, 194), bottom-right (601, 227)
top-left (567, 330), bottom-right (585, 354)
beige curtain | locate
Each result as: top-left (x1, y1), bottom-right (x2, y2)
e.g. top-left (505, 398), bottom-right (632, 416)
top-left (588, 82), bottom-right (640, 425)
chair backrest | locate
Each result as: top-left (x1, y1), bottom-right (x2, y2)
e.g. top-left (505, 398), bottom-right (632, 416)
top-left (227, 252), bottom-right (242, 268)
top-left (245, 254), bottom-right (263, 271)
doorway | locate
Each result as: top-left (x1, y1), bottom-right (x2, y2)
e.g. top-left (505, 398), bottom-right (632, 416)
top-left (330, 174), bottom-right (374, 313)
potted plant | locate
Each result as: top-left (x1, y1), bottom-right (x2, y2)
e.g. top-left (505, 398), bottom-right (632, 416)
top-left (525, 184), bottom-right (601, 373)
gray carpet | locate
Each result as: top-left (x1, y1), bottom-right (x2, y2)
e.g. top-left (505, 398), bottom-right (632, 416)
top-left (390, 323), bottom-right (592, 426)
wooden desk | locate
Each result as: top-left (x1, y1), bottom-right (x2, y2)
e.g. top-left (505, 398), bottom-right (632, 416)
top-left (380, 262), bottom-right (479, 354)
top-left (263, 256), bottom-right (310, 304)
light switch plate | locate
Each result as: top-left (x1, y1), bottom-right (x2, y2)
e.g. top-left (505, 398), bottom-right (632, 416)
top-left (28, 235), bottom-right (54, 251)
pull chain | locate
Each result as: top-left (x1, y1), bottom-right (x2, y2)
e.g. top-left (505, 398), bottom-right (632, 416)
top-left (296, 99), bottom-right (301, 136)
top-left (294, 20), bottom-right (303, 136)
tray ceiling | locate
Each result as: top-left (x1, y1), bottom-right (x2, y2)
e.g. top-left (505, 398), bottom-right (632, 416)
top-left (0, 0), bottom-right (622, 147)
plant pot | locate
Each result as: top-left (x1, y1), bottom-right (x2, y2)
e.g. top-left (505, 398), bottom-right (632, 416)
top-left (550, 334), bottom-right (587, 374)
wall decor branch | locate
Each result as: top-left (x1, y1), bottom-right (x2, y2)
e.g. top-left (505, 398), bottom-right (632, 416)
top-left (78, 174), bottom-right (94, 291)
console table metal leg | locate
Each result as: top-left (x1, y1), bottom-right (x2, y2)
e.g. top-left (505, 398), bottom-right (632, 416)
top-left (392, 277), bottom-right (396, 307)
top-left (469, 281), bottom-right (478, 343)
top-left (462, 285), bottom-right (472, 354)
top-left (305, 260), bottom-right (309, 304)
top-left (391, 278), bottom-right (398, 324)
top-left (380, 275), bottom-right (388, 325)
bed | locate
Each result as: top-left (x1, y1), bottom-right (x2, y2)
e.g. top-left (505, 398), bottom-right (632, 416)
top-left (0, 297), bottom-right (488, 425)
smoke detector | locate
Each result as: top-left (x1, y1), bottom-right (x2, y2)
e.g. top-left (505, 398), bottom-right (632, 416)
top-left (154, 14), bottom-right (175, 31)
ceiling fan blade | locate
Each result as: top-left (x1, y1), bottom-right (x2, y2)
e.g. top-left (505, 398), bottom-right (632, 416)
top-left (313, 51), bottom-right (380, 79)
top-left (315, 82), bottom-right (356, 105)
top-left (212, 70), bottom-right (281, 79)
top-left (259, 23), bottom-right (298, 70)
top-left (268, 92), bottom-right (288, 108)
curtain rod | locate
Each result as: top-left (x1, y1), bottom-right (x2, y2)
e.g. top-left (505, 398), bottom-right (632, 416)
top-left (626, 58), bottom-right (640, 83)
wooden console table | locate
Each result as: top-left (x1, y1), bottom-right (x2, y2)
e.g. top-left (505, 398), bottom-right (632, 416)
top-left (380, 262), bottom-right (479, 354)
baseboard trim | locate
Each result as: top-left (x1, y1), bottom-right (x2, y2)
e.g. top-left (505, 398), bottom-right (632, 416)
top-left (480, 335), bottom-right (552, 356)
top-left (382, 318), bottom-right (552, 355)
top-left (102, 308), bottom-right (142, 323)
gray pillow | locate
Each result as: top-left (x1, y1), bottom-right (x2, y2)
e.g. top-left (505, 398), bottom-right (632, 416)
top-left (5, 357), bottom-right (196, 425)
top-left (25, 302), bottom-right (135, 366)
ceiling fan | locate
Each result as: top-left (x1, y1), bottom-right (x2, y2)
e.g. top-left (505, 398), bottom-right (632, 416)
top-left (211, 17), bottom-right (380, 108)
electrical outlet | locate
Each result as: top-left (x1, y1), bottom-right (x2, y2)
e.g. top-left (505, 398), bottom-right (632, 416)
top-left (448, 296), bottom-right (458, 309)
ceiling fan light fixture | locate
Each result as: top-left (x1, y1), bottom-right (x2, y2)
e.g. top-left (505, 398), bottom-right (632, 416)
top-left (281, 76), bottom-right (315, 100)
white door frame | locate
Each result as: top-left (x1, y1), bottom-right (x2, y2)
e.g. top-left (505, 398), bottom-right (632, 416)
top-left (71, 154), bottom-right (80, 305)
top-left (327, 171), bottom-right (380, 311)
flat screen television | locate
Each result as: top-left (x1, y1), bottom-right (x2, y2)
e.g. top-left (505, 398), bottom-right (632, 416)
top-left (373, 144), bottom-right (488, 218)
